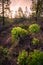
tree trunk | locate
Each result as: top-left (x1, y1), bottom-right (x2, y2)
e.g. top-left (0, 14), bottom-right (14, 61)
top-left (2, 0), bottom-right (5, 26)
top-left (36, 0), bottom-right (39, 22)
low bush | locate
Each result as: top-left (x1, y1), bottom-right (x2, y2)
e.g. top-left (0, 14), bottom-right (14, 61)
top-left (29, 24), bottom-right (40, 34)
top-left (11, 27), bottom-right (28, 42)
top-left (32, 38), bottom-right (39, 45)
top-left (18, 50), bottom-right (43, 65)
top-left (0, 46), bottom-right (9, 59)
top-left (3, 48), bottom-right (9, 58)
top-left (28, 50), bottom-right (43, 65)
top-left (0, 46), bottom-right (9, 65)
top-left (17, 50), bottom-right (28, 65)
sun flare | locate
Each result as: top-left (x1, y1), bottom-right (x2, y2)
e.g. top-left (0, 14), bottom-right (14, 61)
top-left (10, 0), bottom-right (32, 18)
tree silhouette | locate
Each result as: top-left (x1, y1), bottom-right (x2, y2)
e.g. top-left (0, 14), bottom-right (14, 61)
top-left (32, 0), bottom-right (43, 21)
top-left (0, 0), bottom-right (10, 25)
top-left (24, 6), bottom-right (28, 18)
top-left (18, 7), bottom-right (24, 18)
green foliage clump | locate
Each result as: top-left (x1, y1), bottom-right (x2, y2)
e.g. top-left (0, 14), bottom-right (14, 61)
top-left (18, 50), bottom-right (28, 65)
top-left (29, 24), bottom-right (40, 34)
top-left (0, 46), bottom-right (9, 59)
top-left (11, 27), bottom-right (28, 41)
top-left (18, 50), bottom-right (43, 65)
top-left (3, 48), bottom-right (9, 58)
top-left (32, 38), bottom-right (39, 45)
top-left (28, 50), bottom-right (43, 65)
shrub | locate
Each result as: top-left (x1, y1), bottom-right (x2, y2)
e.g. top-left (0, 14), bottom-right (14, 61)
top-left (32, 38), bottom-right (39, 45)
top-left (18, 50), bottom-right (43, 65)
top-left (11, 27), bottom-right (28, 41)
top-left (0, 46), bottom-right (9, 59)
top-left (18, 50), bottom-right (28, 65)
top-left (29, 24), bottom-right (40, 34)
top-left (28, 50), bottom-right (43, 65)
top-left (0, 46), bottom-right (9, 65)
top-left (3, 48), bottom-right (9, 58)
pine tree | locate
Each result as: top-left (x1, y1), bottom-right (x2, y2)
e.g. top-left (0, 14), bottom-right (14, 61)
top-left (0, 0), bottom-right (10, 25)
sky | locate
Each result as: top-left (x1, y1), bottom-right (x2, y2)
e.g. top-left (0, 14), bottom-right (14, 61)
top-left (10, 0), bottom-right (32, 17)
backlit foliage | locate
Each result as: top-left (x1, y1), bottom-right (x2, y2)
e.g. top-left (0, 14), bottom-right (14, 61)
top-left (11, 27), bottom-right (28, 42)
top-left (29, 24), bottom-right (40, 34)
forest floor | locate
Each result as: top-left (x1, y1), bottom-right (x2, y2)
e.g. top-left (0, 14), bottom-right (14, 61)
top-left (0, 20), bottom-right (43, 65)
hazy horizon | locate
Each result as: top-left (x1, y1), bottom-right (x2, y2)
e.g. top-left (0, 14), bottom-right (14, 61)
top-left (10, 0), bottom-right (32, 17)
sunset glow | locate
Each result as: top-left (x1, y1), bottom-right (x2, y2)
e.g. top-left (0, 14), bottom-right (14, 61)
top-left (10, 0), bottom-right (32, 18)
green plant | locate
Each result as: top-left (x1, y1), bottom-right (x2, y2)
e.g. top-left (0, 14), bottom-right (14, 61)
top-left (3, 48), bottom-right (9, 58)
top-left (18, 50), bottom-right (28, 65)
top-left (29, 24), bottom-right (40, 34)
top-left (11, 27), bottom-right (28, 41)
top-left (0, 46), bottom-right (9, 59)
top-left (32, 38), bottom-right (39, 45)
top-left (28, 50), bottom-right (43, 65)
top-left (18, 50), bottom-right (43, 65)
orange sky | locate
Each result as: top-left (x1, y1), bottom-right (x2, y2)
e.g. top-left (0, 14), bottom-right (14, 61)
top-left (10, 0), bottom-right (32, 17)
